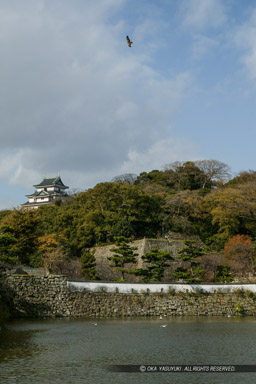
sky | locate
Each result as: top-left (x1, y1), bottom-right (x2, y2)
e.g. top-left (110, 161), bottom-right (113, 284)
top-left (1, 0), bottom-right (256, 209)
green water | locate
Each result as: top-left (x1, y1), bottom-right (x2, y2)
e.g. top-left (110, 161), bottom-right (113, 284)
top-left (1, 317), bottom-right (256, 384)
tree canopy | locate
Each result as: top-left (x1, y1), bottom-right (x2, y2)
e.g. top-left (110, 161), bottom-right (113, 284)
top-left (1, 159), bottom-right (256, 280)
top-left (137, 249), bottom-right (174, 282)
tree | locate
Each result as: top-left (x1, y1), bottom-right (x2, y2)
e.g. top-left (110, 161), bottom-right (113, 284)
top-left (224, 234), bottom-right (255, 273)
top-left (2, 209), bottom-right (39, 264)
top-left (73, 182), bottom-right (161, 246)
top-left (135, 170), bottom-right (166, 185)
top-left (0, 210), bottom-right (12, 224)
top-left (160, 190), bottom-right (204, 235)
top-left (194, 160), bottom-right (232, 188)
top-left (80, 249), bottom-right (101, 280)
top-left (42, 247), bottom-right (69, 275)
top-left (163, 161), bottom-right (206, 191)
top-left (226, 170), bottom-right (256, 186)
top-left (163, 161), bottom-right (184, 172)
top-left (38, 233), bottom-right (70, 274)
top-left (0, 225), bottom-right (18, 265)
top-left (112, 173), bottom-right (138, 184)
top-left (136, 249), bottom-right (174, 282)
top-left (172, 267), bottom-right (192, 282)
top-left (164, 160), bottom-right (232, 189)
top-left (108, 236), bottom-right (138, 280)
top-left (215, 264), bottom-right (234, 282)
top-left (173, 240), bottom-right (205, 282)
top-left (38, 233), bottom-right (69, 253)
top-left (36, 233), bottom-right (70, 268)
top-left (203, 184), bottom-right (256, 248)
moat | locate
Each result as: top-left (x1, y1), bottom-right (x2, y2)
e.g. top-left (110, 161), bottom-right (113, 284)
top-left (1, 317), bottom-right (256, 384)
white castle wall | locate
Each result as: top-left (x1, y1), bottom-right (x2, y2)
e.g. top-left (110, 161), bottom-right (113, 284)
top-left (67, 281), bottom-right (256, 294)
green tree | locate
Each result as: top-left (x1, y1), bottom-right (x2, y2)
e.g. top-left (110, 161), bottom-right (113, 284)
top-left (163, 161), bottom-right (206, 191)
top-left (2, 209), bottom-right (39, 264)
top-left (108, 236), bottom-right (138, 280)
top-left (203, 184), bottom-right (256, 248)
top-left (112, 173), bottom-right (138, 184)
top-left (80, 249), bottom-right (101, 280)
top-left (136, 249), bottom-right (174, 282)
top-left (173, 240), bottom-right (205, 282)
top-left (0, 210), bottom-right (12, 224)
top-left (73, 182), bottom-right (161, 247)
top-left (37, 204), bottom-right (78, 257)
top-left (215, 264), bottom-right (234, 282)
top-left (172, 267), bottom-right (192, 282)
top-left (0, 225), bottom-right (18, 265)
top-left (225, 170), bottom-right (256, 186)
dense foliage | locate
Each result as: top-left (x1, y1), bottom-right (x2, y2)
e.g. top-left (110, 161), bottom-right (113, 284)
top-left (0, 225), bottom-right (18, 265)
top-left (80, 249), bottom-right (101, 280)
top-left (173, 241), bottom-right (205, 282)
top-left (0, 160), bottom-right (256, 278)
top-left (136, 249), bottom-right (174, 282)
top-left (108, 236), bottom-right (138, 280)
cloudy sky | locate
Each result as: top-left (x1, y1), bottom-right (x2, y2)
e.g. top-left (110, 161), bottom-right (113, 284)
top-left (1, 0), bottom-right (256, 209)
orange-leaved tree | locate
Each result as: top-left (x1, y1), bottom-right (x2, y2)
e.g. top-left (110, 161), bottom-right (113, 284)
top-left (224, 234), bottom-right (255, 273)
top-left (38, 233), bottom-right (69, 274)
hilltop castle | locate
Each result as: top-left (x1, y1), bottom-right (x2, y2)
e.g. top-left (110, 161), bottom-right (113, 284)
top-left (22, 176), bottom-right (69, 209)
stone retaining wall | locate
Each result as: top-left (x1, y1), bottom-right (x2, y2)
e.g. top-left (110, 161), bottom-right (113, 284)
top-left (2, 275), bottom-right (256, 318)
top-left (93, 238), bottom-right (185, 281)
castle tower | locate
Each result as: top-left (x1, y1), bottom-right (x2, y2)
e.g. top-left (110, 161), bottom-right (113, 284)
top-left (22, 176), bottom-right (69, 209)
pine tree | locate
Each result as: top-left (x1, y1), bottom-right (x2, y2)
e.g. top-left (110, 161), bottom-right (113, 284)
top-left (173, 240), bottom-right (205, 282)
top-left (81, 249), bottom-right (101, 280)
top-left (108, 237), bottom-right (138, 280)
top-left (137, 248), bottom-right (174, 282)
top-left (215, 264), bottom-right (233, 282)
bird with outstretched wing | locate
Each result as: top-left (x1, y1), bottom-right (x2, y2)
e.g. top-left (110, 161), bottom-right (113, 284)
top-left (126, 35), bottom-right (133, 47)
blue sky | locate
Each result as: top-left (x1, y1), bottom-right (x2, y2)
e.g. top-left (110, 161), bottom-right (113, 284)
top-left (1, 0), bottom-right (256, 209)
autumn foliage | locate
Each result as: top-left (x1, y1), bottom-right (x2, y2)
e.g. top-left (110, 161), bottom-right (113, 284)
top-left (224, 235), bottom-right (255, 272)
top-left (1, 160), bottom-right (256, 280)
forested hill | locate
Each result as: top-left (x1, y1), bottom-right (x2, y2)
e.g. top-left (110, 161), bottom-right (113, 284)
top-left (1, 160), bottom-right (256, 269)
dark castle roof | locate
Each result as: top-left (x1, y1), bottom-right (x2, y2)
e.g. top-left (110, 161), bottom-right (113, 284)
top-left (33, 176), bottom-right (68, 189)
top-left (25, 190), bottom-right (67, 198)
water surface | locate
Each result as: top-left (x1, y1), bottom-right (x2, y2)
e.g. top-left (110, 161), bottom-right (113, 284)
top-left (1, 316), bottom-right (256, 384)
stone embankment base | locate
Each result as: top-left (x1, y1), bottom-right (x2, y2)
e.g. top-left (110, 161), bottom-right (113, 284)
top-left (1, 275), bottom-right (256, 318)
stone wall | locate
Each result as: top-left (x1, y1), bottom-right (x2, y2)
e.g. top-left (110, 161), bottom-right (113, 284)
top-left (94, 238), bottom-right (184, 281)
top-left (2, 275), bottom-right (256, 318)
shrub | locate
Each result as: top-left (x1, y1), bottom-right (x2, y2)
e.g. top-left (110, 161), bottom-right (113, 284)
top-left (234, 303), bottom-right (245, 314)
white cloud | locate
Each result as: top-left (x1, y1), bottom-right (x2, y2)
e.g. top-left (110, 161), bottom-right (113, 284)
top-left (120, 138), bottom-right (198, 176)
top-left (191, 34), bottom-right (219, 60)
top-left (181, 0), bottom-right (227, 30)
top-left (0, 152), bottom-right (21, 179)
top-left (0, 149), bottom-right (42, 187)
top-left (0, 0), bottom-right (198, 191)
top-left (234, 9), bottom-right (256, 79)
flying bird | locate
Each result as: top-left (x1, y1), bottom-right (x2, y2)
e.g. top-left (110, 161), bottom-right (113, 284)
top-left (126, 35), bottom-right (133, 47)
